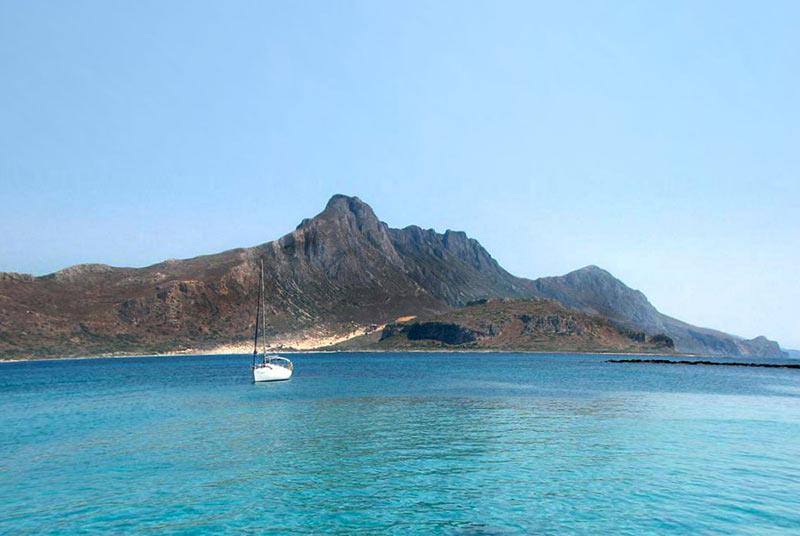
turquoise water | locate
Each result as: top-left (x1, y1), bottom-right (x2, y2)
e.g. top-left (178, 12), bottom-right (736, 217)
top-left (2, 352), bottom-right (800, 534)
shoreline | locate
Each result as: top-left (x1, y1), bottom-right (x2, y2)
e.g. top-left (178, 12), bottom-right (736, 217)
top-left (2, 348), bottom-right (702, 364)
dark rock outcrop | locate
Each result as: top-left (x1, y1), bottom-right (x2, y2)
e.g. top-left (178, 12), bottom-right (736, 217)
top-left (608, 359), bottom-right (800, 369)
top-left (648, 334), bottom-right (675, 349)
top-left (406, 322), bottom-right (478, 345)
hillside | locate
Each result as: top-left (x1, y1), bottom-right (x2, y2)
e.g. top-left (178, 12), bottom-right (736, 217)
top-left (528, 265), bottom-right (785, 357)
top-left (331, 298), bottom-right (676, 354)
top-left (0, 194), bottom-right (785, 359)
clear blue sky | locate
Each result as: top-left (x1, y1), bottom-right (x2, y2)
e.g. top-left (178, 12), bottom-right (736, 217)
top-left (1, 1), bottom-right (798, 347)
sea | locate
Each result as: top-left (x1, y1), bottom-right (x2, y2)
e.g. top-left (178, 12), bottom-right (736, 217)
top-left (2, 352), bottom-right (800, 535)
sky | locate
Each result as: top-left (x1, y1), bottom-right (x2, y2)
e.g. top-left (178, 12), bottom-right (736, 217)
top-left (1, 1), bottom-right (798, 347)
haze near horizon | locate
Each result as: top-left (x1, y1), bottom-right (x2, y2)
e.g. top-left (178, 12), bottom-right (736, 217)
top-left (0, 1), bottom-right (798, 347)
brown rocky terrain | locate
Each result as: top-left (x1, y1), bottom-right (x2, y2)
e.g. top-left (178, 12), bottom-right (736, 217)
top-left (330, 298), bottom-right (676, 354)
top-left (0, 194), bottom-right (785, 359)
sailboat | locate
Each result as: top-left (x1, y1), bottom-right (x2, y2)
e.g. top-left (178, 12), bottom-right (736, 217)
top-left (251, 259), bottom-right (293, 382)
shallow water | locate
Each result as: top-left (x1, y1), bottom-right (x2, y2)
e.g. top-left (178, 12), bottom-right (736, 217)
top-left (2, 352), bottom-right (800, 534)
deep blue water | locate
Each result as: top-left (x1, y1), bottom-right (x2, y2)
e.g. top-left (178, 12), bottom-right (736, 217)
top-left (2, 352), bottom-right (800, 534)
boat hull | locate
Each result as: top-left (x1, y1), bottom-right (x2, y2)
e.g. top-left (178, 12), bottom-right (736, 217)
top-left (253, 364), bottom-right (293, 382)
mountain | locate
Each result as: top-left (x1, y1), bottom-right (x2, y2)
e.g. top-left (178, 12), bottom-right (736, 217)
top-left (527, 265), bottom-right (785, 357)
top-left (330, 298), bottom-right (676, 354)
top-left (0, 194), bottom-right (785, 359)
top-left (0, 195), bottom-right (527, 358)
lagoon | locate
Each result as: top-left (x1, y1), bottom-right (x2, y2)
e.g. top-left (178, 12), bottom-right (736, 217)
top-left (2, 352), bottom-right (800, 534)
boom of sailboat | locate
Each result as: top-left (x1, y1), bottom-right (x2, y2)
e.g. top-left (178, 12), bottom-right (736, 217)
top-left (251, 259), bottom-right (294, 382)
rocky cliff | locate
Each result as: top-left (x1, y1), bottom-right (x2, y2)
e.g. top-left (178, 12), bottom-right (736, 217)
top-left (333, 298), bottom-right (676, 354)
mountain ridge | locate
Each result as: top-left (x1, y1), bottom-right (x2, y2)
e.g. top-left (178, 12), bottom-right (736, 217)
top-left (525, 264), bottom-right (783, 357)
top-left (0, 194), bottom-right (784, 359)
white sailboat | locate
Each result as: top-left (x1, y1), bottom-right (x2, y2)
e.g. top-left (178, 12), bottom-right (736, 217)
top-left (251, 259), bottom-right (293, 382)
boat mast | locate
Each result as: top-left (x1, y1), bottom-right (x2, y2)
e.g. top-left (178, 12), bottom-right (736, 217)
top-left (252, 258), bottom-right (262, 367)
top-left (260, 259), bottom-right (268, 360)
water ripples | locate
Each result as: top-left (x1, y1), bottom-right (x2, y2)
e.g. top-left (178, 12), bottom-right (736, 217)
top-left (2, 352), bottom-right (800, 534)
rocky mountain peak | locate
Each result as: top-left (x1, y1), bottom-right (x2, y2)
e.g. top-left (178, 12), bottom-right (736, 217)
top-left (322, 194), bottom-right (380, 226)
top-left (531, 265), bottom-right (663, 331)
top-left (303, 194), bottom-right (387, 239)
top-left (325, 193), bottom-right (367, 211)
top-left (572, 264), bottom-right (607, 275)
top-left (441, 230), bottom-right (497, 271)
top-left (277, 194), bottom-right (404, 272)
